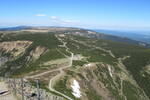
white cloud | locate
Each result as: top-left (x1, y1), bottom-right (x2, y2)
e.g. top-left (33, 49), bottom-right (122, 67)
top-left (49, 16), bottom-right (79, 25)
top-left (36, 14), bottom-right (46, 17)
top-left (50, 16), bottom-right (58, 19)
top-left (62, 20), bottom-right (79, 24)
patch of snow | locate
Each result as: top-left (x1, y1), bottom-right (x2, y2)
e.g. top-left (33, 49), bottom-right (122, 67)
top-left (139, 43), bottom-right (146, 46)
top-left (142, 74), bottom-right (145, 77)
top-left (85, 63), bottom-right (92, 67)
top-left (87, 31), bottom-right (96, 34)
top-left (87, 31), bottom-right (92, 33)
top-left (71, 80), bottom-right (82, 98)
top-left (102, 43), bottom-right (107, 45)
top-left (108, 66), bottom-right (113, 77)
top-left (73, 54), bottom-right (84, 60)
top-left (59, 34), bottom-right (65, 37)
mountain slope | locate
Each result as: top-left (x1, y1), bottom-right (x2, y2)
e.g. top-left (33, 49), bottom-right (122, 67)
top-left (0, 26), bottom-right (30, 31)
top-left (1, 26), bottom-right (150, 48)
top-left (92, 29), bottom-right (150, 44)
top-left (0, 28), bottom-right (150, 100)
top-left (60, 28), bottom-right (150, 48)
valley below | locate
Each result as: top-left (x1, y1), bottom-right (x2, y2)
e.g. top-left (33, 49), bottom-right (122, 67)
top-left (0, 27), bottom-right (150, 100)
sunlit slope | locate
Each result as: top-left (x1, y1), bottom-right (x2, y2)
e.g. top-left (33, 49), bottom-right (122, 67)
top-left (0, 29), bottom-right (150, 100)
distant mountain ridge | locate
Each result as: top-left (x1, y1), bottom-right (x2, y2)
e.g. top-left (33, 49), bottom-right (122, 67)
top-left (0, 26), bottom-right (30, 31)
top-left (0, 26), bottom-right (150, 48)
top-left (0, 26), bottom-right (67, 31)
top-left (92, 29), bottom-right (150, 44)
top-left (57, 28), bottom-right (150, 48)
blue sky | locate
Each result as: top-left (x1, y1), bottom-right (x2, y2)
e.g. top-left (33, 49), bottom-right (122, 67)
top-left (0, 0), bottom-right (150, 30)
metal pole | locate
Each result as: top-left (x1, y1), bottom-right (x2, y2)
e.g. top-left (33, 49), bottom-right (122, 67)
top-left (13, 78), bottom-right (16, 95)
top-left (36, 80), bottom-right (43, 100)
top-left (21, 78), bottom-right (24, 100)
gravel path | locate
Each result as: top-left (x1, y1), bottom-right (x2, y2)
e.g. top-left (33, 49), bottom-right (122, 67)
top-left (48, 34), bottom-right (74, 100)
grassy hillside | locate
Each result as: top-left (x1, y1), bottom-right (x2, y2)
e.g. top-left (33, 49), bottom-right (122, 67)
top-left (62, 34), bottom-right (150, 98)
top-left (0, 32), bottom-right (64, 75)
top-left (0, 29), bottom-right (150, 100)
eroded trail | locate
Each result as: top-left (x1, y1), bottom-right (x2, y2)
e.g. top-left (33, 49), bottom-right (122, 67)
top-left (48, 34), bottom-right (74, 100)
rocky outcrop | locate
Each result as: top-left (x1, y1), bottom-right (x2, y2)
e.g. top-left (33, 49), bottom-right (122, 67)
top-left (1, 78), bottom-right (65, 100)
top-left (28, 46), bottom-right (48, 62)
top-left (0, 41), bottom-right (32, 57)
top-left (0, 57), bottom-right (8, 67)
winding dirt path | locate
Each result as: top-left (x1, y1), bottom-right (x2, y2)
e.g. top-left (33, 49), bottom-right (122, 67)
top-left (48, 34), bottom-right (74, 100)
top-left (24, 34), bottom-right (73, 100)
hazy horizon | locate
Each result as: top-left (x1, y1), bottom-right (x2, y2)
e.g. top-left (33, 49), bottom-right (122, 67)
top-left (1, 25), bottom-right (150, 32)
top-left (1, 0), bottom-right (150, 30)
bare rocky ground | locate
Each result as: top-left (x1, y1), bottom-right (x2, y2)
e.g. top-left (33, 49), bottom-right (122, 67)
top-left (0, 57), bottom-right (8, 67)
top-left (0, 78), bottom-right (65, 100)
top-left (0, 81), bottom-right (17, 100)
top-left (0, 41), bottom-right (32, 57)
